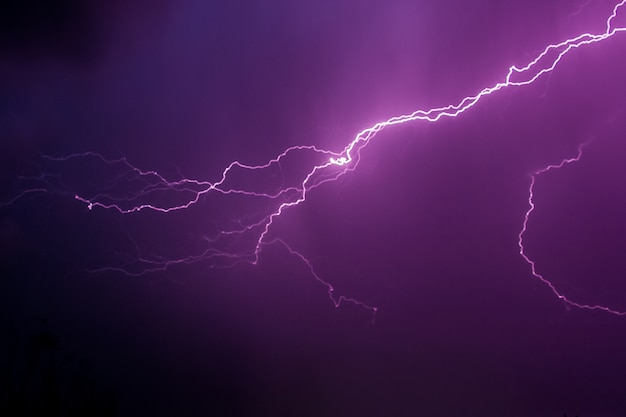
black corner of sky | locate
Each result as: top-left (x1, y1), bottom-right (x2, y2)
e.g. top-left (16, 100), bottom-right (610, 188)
top-left (0, 0), bottom-right (103, 64)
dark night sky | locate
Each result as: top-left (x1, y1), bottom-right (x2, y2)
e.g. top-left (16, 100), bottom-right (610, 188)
top-left (2, 1), bottom-right (626, 416)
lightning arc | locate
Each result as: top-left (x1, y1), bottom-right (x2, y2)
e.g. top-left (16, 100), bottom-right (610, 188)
top-left (5, 1), bottom-right (626, 316)
top-left (518, 144), bottom-right (626, 316)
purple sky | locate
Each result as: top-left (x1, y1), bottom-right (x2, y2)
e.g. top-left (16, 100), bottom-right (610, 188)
top-left (2, 1), bottom-right (626, 416)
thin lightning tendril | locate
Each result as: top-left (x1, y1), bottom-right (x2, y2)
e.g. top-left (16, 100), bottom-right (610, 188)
top-left (518, 144), bottom-right (626, 316)
top-left (5, 1), bottom-right (626, 316)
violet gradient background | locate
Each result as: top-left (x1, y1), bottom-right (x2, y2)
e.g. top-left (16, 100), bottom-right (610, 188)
top-left (2, 1), bottom-right (626, 416)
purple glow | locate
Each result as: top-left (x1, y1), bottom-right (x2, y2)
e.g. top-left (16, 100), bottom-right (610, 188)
top-left (5, 1), bottom-right (626, 415)
top-left (5, 0), bottom-right (626, 319)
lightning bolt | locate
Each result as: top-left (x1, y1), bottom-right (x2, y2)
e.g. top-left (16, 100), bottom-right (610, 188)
top-left (518, 144), bottom-right (626, 316)
top-left (5, 1), bottom-right (626, 317)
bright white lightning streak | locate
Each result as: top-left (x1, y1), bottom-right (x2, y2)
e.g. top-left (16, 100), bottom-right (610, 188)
top-left (5, 1), bottom-right (626, 316)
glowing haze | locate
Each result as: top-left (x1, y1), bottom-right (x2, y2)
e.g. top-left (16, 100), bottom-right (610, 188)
top-left (5, 0), bottom-right (626, 318)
